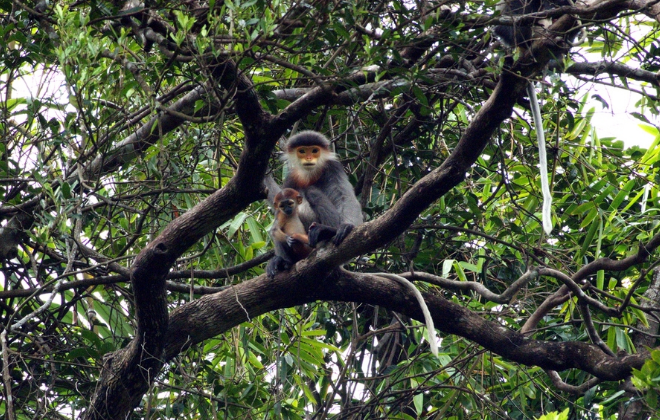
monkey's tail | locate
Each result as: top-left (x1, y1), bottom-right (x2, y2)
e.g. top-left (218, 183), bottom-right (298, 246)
top-left (372, 273), bottom-right (439, 357)
top-left (527, 82), bottom-right (553, 235)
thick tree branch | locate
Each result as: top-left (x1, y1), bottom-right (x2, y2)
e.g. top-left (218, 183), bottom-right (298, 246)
top-left (546, 370), bottom-right (601, 394)
top-left (559, 61), bottom-right (660, 87)
top-left (83, 54), bottom-right (276, 420)
top-left (627, 0), bottom-right (660, 22)
top-left (306, 18), bottom-right (575, 270)
top-left (163, 270), bottom-right (648, 382)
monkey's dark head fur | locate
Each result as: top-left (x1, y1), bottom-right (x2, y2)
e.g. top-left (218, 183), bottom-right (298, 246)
top-left (286, 130), bottom-right (331, 151)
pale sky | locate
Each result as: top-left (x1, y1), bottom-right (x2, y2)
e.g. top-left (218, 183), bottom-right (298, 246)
top-left (588, 84), bottom-right (657, 147)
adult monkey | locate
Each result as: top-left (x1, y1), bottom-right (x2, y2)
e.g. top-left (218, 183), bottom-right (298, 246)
top-left (280, 130), bottom-right (363, 247)
top-left (267, 131), bottom-right (439, 356)
top-left (494, 0), bottom-right (584, 234)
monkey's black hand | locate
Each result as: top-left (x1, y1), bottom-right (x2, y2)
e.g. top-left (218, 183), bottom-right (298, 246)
top-left (266, 256), bottom-right (291, 278)
top-left (333, 223), bottom-right (354, 246)
top-left (308, 223), bottom-right (337, 248)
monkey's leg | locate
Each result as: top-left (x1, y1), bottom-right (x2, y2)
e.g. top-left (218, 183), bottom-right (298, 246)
top-left (308, 223), bottom-right (354, 246)
top-left (267, 256), bottom-right (292, 278)
top-left (332, 223), bottom-right (354, 246)
top-left (308, 223), bottom-right (338, 248)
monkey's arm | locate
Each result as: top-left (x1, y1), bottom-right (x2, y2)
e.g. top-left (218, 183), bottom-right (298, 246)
top-left (307, 223), bottom-right (336, 247)
top-left (303, 188), bottom-right (349, 246)
top-left (322, 160), bottom-right (363, 227)
top-left (320, 161), bottom-right (363, 244)
top-left (287, 233), bottom-right (309, 246)
top-left (287, 233), bottom-right (312, 260)
top-left (306, 222), bottom-right (356, 248)
top-left (267, 227), bottom-right (297, 278)
top-left (271, 227), bottom-right (299, 262)
top-left (304, 186), bottom-right (343, 227)
top-left (271, 226), bottom-right (288, 243)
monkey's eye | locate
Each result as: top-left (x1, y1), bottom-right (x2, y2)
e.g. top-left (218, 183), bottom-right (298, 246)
top-left (297, 148), bottom-right (306, 155)
top-left (311, 148), bottom-right (319, 154)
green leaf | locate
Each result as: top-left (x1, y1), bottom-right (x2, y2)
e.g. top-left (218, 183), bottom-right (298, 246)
top-left (247, 349), bottom-right (263, 369)
top-left (442, 259), bottom-right (454, 278)
top-left (246, 216), bottom-right (264, 244)
top-left (458, 261), bottom-right (479, 273)
top-left (227, 212), bottom-right (248, 239)
top-left (60, 181), bottom-right (72, 199)
top-left (294, 374), bottom-right (317, 404)
top-left (413, 391), bottom-right (424, 415)
top-left (609, 179), bottom-right (636, 210)
top-left (453, 261), bottom-right (467, 282)
top-left (596, 270), bottom-right (604, 290)
top-left (536, 408), bottom-right (569, 420)
top-left (577, 213), bottom-right (600, 261)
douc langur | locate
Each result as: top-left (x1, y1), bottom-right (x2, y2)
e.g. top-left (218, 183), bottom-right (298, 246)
top-left (269, 131), bottom-right (439, 356)
top-left (267, 188), bottom-right (312, 278)
top-left (282, 131), bottom-right (363, 247)
top-left (494, 0), bottom-right (583, 234)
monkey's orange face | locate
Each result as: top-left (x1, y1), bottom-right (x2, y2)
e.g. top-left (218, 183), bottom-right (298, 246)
top-left (295, 146), bottom-right (321, 168)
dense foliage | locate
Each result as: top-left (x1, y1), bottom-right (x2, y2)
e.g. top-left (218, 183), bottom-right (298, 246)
top-left (2, 0), bottom-right (660, 418)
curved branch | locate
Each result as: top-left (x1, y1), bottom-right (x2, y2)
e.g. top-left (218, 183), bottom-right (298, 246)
top-left (306, 19), bottom-right (573, 270)
top-left (524, 232), bottom-right (660, 333)
top-left (539, 268), bottom-right (619, 316)
top-left (83, 53), bottom-right (274, 420)
top-left (403, 270), bottom-right (539, 304)
top-left (560, 61), bottom-right (660, 87)
top-left (627, 0), bottom-right (660, 23)
top-left (578, 300), bottom-right (616, 355)
top-left (546, 370), bottom-right (601, 395)
top-left (163, 270), bottom-right (649, 382)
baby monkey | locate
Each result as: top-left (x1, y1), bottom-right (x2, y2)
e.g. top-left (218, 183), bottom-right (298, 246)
top-left (267, 188), bottom-right (313, 278)
top-left (266, 190), bottom-right (439, 356)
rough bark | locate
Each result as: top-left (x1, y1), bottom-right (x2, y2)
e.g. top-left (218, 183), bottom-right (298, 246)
top-left (82, 56), bottom-right (276, 420)
top-left (163, 270), bottom-right (648, 381)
